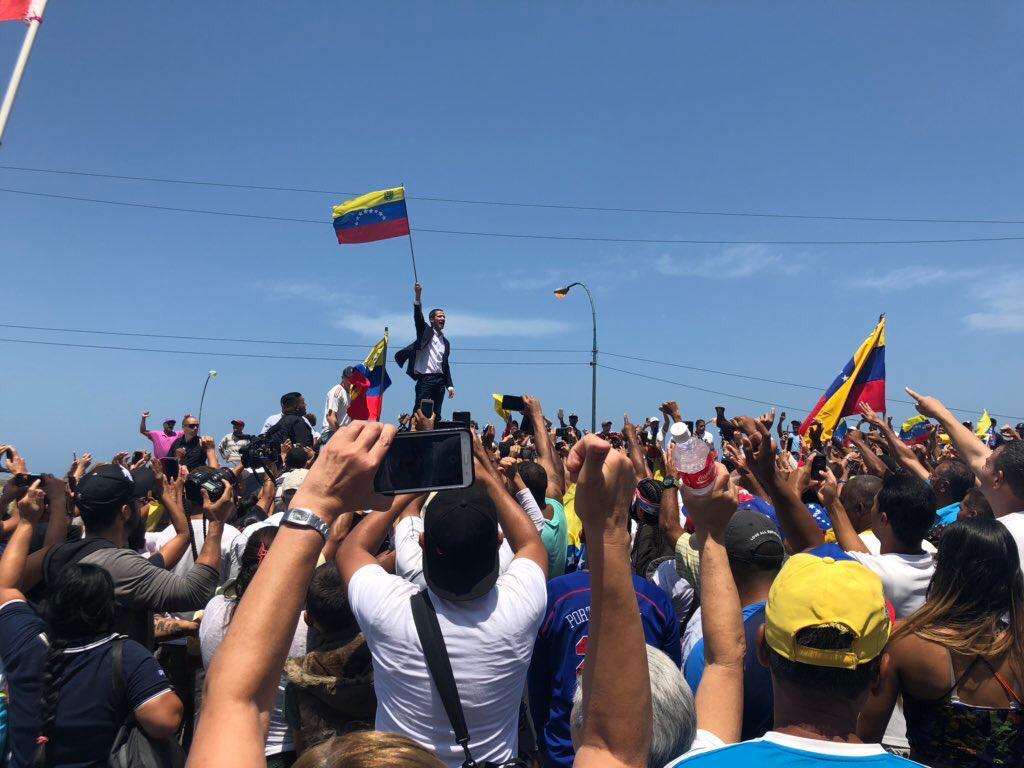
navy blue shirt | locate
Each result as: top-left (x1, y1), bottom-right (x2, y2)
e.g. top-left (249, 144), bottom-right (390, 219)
top-left (0, 600), bottom-right (171, 768)
top-left (528, 570), bottom-right (680, 768)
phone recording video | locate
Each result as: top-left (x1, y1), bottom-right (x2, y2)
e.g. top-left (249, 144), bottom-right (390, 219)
top-left (810, 451), bottom-right (828, 478)
top-left (374, 427), bottom-right (474, 496)
top-left (501, 395), bottom-right (525, 412)
top-left (160, 457), bottom-right (180, 481)
top-left (419, 399), bottom-right (435, 420)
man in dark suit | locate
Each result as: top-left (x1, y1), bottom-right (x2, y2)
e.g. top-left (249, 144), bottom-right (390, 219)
top-left (394, 282), bottom-right (454, 419)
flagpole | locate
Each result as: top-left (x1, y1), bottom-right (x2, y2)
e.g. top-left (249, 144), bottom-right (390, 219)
top-left (402, 184), bottom-right (420, 283)
top-left (0, 0), bottom-right (48, 147)
top-left (379, 327), bottom-right (389, 422)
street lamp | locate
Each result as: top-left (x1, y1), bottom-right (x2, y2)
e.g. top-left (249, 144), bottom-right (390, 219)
top-left (198, 370), bottom-right (217, 426)
top-left (553, 282), bottom-right (597, 433)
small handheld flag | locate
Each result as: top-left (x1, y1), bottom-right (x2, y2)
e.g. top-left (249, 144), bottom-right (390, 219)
top-left (346, 333), bottom-right (392, 422)
top-left (800, 316), bottom-right (886, 444)
top-left (899, 415), bottom-right (930, 446)
top-left (976, 410), bottom-right (993, 445)
top-left (332, 187), bottom-right (410, 245)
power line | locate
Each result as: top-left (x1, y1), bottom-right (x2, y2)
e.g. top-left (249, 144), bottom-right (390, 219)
top-left (0, 323), bottom-right (586, 353)
top-left (0, 337), bottom-right (587, 365)
top-left (600, 351), bottom-right (823, 391)
top-left (4, 186), bottom-right (1024, 246)
top-left (3, 163), bottom-right (1024, 226)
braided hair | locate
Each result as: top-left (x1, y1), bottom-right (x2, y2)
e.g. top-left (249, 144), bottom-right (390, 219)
top-left (226, 527), bottom-right (278, 623)
top-left (34, 563), bottom-right (116, 768)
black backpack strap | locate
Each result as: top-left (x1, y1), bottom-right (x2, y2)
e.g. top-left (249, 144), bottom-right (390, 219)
top-left (410, 590), bottom-right (476, 768)
top-left (110, 636), bottom-right (129, 725)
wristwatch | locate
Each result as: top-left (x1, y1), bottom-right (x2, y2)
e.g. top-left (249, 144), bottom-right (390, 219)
top-left (281, 507), bottom-right (331, 543)
top-left (662, 476), bottom-right (679, 490)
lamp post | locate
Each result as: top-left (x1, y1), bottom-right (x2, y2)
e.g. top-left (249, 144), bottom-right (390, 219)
top-left (198, 370), bottom-right (217, 426)
top-left (553, 282), bottom-right (597, 433)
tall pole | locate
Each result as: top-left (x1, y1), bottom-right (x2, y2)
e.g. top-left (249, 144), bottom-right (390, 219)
top-left (198, 370), bottom-right (216, 425)
top-left (378, 327), bottom-right (389, 422)
top-left (554, 281), bottom-right (598, 433)
top-left (401, 184), bottom-right (419, 283)
top-left (0, 0), bottom-right (48, 147)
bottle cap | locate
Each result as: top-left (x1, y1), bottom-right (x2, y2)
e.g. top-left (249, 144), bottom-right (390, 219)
top-left (669, 421), bottom-right (691, 442)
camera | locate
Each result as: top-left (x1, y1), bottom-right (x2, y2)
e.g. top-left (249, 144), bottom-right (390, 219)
top-left (240, 433), bottom-right (280, 470)
top-left (185, 466), bottom-right (236, 504)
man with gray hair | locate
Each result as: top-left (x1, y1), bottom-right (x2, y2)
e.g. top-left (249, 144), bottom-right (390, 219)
top-left (571, 646), bottom-right (696, 768)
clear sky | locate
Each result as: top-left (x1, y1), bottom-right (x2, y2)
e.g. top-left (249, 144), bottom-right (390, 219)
top-left (3, 2), bottom-right (1023, 471)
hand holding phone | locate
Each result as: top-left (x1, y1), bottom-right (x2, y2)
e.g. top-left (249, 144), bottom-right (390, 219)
top-left (373, 428), bottom-right (474, 495)
top-left (161, 457), bottom-right (180, 481)
top-left (419, 399), bottom-right (434, 420)
top-left (501, 395), bottom-right (525, 412)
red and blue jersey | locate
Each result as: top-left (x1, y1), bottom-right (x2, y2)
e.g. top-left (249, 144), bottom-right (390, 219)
top-left (527, 570), bottom-right (680, 768)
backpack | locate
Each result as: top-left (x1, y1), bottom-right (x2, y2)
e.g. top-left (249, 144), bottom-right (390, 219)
top-left (108, 638), bottom-right (185, 768)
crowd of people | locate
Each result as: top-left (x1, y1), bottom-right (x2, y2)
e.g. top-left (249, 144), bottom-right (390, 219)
top-left (1, 376), bottom-right (1023, 768)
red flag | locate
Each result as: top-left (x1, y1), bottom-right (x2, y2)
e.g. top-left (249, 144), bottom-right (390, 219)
top-left (0, 0), bottom-right (41, 22)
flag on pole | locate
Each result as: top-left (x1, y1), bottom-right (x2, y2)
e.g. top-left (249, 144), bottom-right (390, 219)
top-left (0, 0), bottom-right (43, 23)
top-left (899, 415), bottom-right (931, 446)
top-left (332, 187), bottom-right (410, 244)
top-left (346, 333), bottom-right (392, 422)
top-left (799, 317), bottom-right (887, 444)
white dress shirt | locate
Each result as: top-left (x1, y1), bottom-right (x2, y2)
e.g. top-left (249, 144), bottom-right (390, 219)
top-left (414, 321), bottom-right (446, 376)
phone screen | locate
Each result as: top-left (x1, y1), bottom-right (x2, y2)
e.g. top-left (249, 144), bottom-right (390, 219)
top-left (501, 395), bottom-right (525, 412)
top-left (161, 458), bottom-right (180, 481)
top-left (374, 428), bottom-right (473, 495)
top-left (419, 399), bottom-right (434, 419)
top-left (810, 452), bottom-right (828, 477)
top-left (452, 411), bottom-right (471, 427)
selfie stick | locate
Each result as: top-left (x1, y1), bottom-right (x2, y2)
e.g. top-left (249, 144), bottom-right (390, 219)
top-left (402, 184), bottom-right (419, 283)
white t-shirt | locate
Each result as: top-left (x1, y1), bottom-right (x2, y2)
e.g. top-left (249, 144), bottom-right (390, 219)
top-left (199, 594), bottom-right (309, 757)
top-left (394, 515), bottom-right (515, 588)
top-left (323, 383), bottom-right (352, 429)
top-left (651, 558), bottom-right (694, 631)
top-left (998, 511), bottom-right (1024, 559)
top-left (348, 560), bottom-right (546, 768)
top-left (260, 413), bottom-right (282, 435)
top-left (859, 531), bottom-right (936, 556)
top-left (847, 550), bottom-right (934, 619)
top-left (154, 519), bottom-right (241, 624)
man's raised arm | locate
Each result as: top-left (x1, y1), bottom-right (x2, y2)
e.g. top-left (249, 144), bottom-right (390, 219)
top-left (906, 387), bottom-right (991, 476)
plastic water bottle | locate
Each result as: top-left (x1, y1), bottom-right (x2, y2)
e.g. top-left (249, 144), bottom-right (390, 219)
top-left (669, 421), bottom-right (716, 495)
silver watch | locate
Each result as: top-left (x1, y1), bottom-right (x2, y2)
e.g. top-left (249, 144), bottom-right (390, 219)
top-left (281, 507), bottom-right (331, 542)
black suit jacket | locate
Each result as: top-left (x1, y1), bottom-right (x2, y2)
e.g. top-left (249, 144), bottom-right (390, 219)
top-left (394, 302), bottom-right (453, 388)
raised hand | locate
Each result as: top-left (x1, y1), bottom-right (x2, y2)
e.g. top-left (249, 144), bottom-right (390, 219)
top-left (858, 401), bottom-right (885, 428)
top-left (290, 422), bottom-right (396, 521)
top-left (414, 282), bottom-right (422, 301)
top-left (811, 466), bottom-right (840, 508)
top-left (412, 409), bottom-right (436, 432)
top-left (680, 463), bottom-right (737, 538)
top-left (758, 407), bottom-right (777, 432)
top-left (142, 411), bottom-right (151, 418)
top-left (201, 487), bottom-right (235, 524)
top-left (16, 479), bottom-right (45, 524)
top-left (565, 435), bottom-right (635, 534)
top-left (905, 387), bottom-right (946, 420)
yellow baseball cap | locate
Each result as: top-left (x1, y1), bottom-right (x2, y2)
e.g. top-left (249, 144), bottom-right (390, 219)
top-left (765, 553), bottom-right (890, 670)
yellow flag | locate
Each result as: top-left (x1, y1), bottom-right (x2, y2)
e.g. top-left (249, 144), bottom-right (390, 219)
top-left (493, 394), bottom-right (511, 423)
top-left (976, 410), bottom-right (992, 440)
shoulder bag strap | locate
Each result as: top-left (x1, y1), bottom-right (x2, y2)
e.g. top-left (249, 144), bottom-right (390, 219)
top-left (410, 590), bottom-right (477, 768)
top-left (110, 637), bottom-right (130, 725)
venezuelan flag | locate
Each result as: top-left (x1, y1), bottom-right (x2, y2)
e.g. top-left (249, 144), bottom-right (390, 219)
top-left (347, 333), bottom-right (392, 422)
top-left (800, 317), bottom-right (886, 444)
top-left (332, 187), bottom-right (410, 244)
top-left (899, 415), bottom-right (931, 446)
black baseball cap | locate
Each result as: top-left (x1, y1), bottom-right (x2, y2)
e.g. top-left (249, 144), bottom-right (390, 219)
top-left (76, 464), bottom-right (136, 512)
top-left (423, 484), bottom-right (500, 602)
top-left (724, 509), bottom-right (785, 569)
top-left (130, 466), bottom-right (156, 499)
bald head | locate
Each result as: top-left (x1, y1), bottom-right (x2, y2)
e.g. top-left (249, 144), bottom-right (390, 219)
top-left (840, 474), bottom-right (883, 532)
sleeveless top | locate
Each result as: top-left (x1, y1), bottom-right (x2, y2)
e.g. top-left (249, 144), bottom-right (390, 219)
top-left (904, 650), bottom-right (1024, 768)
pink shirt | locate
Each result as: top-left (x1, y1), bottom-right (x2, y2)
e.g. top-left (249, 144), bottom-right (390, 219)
top-left (147, 430), bottom-right (183, 459)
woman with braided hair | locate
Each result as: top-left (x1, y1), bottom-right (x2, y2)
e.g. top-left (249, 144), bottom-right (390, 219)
top-left (0, 479), bottom-right (182, 768)
top-left (200, 527), bottom-right (310, 768)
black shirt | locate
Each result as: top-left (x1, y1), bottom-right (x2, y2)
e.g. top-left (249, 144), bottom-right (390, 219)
top-left (167, 434), bottom-right (206, 469)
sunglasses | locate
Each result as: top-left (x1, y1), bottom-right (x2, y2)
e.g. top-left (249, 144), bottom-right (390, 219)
top-left (185, 424), bottom-right (199, 429)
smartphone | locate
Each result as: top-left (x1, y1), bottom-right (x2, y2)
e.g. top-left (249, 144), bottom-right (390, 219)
top-left (160, 457), bottom-right (180, 481)
top-left (555, 427), bottom-right (571, 440)
top-left (374, 427), bottom-right (475, 496)
top-left (810, 452), bottom-right (828, 478)
top-left (683, 420), bottom-right (695, 434)
top-left (501, 395), bottom-right (525, 412)
top-left (419, 399), bottom-right (434, 420)
top-left (13, 473), bottom-right (44, 487)
top-left (452, 410), bottom-right (471, 427)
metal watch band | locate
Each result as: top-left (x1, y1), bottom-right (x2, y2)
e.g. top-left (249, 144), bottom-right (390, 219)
top-left (281, 507), bottom-right (331, 542)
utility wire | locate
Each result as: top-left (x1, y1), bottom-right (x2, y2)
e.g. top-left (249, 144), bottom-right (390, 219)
top-left (0, 323), bottom-right (586, 353)
top-left (3, 163), bottom-right (1024, 226)
top-left (3, 186), bottom-right (1024, 246)
top-left (0, 337), bottom-right (586, 365)
top-left (600, 351), bottom-right (823, 391)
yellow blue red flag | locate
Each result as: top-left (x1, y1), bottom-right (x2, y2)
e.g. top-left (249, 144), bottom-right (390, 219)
top-left (800, 317), bottom-right (886, 444)
top-left (347, 333), bottom-right (391, 422)
top-left (332, 187), bottom-right (410, 244)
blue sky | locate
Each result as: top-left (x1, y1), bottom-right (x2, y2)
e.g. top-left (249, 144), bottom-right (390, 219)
top-left (3, 2), bottom-right (1024, 471)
